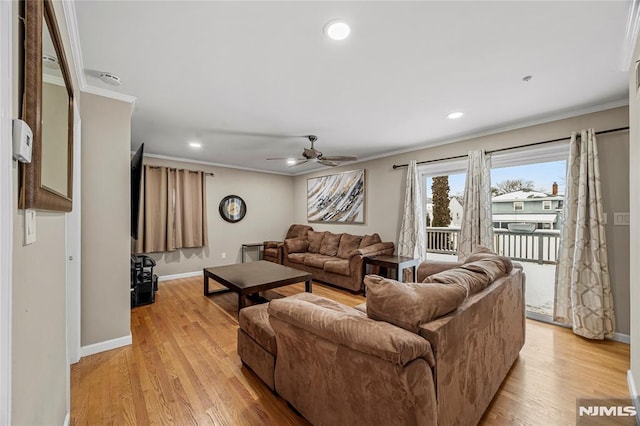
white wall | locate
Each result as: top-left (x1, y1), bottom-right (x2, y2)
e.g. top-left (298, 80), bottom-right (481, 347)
top-left (293, 106), bottom-right (630, 334)
top-left (80, 93), bottom-right (133, 348)
top-left (140, 157), bottom-right (294, 276)
top-left (628, 30), bottom-right (640, 405)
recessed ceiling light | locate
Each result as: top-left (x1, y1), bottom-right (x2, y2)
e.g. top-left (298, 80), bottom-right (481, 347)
top-left (99, 72), bottom-right (122, 86)
top-left (447, 111), bottom-right (464, 119)
top-left (189, 142), bottom-right (202, 148)
top-left (324, 20), bottom-right (350, 41)
top-left (286, 158), bottom-right (296, 165)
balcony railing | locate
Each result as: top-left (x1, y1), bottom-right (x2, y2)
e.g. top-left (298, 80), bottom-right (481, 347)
top-left (426, 227), bottom-right (560, 264)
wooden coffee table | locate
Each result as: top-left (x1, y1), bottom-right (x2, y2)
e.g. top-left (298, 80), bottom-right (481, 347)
top-left (203, 260), bottom-right (312, 312)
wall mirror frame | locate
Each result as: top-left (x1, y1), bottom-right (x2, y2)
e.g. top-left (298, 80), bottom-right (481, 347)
top-left (20, 0), bottom-right (74, 212)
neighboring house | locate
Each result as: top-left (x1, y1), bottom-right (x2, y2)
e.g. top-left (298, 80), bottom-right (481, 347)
top-left (425, 197), bottom-right (463, 227)
top-left (491, 189), bottom-right (564, 230)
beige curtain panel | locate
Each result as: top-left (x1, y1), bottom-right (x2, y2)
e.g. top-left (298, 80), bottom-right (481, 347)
top-left (458, 150), bottom-right (494, 259)
top-left (553, 129), bottom-right (615, 340)
top-left (134, 165), bottom-right (208, 254)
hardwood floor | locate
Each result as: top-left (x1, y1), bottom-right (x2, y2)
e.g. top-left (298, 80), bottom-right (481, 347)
top-left (71, 276), bottom-right (630, 425)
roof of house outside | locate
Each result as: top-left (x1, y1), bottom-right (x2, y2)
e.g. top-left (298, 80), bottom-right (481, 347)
top-left (492, 190), bottom-right (564, 202)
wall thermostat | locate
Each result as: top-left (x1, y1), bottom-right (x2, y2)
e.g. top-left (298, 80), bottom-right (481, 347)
top-left (12, 119), bottom-right (33, 163)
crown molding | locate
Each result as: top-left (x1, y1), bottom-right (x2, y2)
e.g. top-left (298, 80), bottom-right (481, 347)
top-left (141, 153), bottom-right (293, 176)
top-left (62, 0), bottom-right (136, 105)
top-left (621, 0), bottom-right (640, 71)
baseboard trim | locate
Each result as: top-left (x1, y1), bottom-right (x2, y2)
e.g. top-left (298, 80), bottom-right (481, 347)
top-left (525, 312), bottom-right (630, 344)
top-left (63, 411), bottom-right (70, 426)
top-left (80, 333), bottom-right (132, 357)
top-left (158, 271), bottom-right (203, 282)
top-left (627, 370), bottom-right (639, 422)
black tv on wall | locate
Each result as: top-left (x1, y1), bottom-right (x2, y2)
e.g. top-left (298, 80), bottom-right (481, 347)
top-left (131, 143), bottom-right (144, 239)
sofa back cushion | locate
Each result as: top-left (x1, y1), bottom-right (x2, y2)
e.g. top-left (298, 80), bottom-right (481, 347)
top-left (286, 224), bottom-right (313, 239)
top-left (284, 237), bottom-right (310, 254)
top-left (364, 275), bottom-right (467, 333)
top-left (337, 234), bottom-right (363, 258)
top-left (360, 233), bottom-right (382, 248)
top-left (319, 232), bottom-right (343, 256)
top-left (307, 231), bottom-right (326, 253)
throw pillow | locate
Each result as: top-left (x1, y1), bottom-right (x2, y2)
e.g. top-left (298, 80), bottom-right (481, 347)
top-left (360, 233), bottom-right (382, 248)
top-left (319, 232), bottom-right (342, 256)
top-left (307, 231), bottom-right (327, 253)
top-left (365, 275), bottom-right (467, 333)
top-left (284, 237), bottom-right (309, 253)
top-left (463, 245), bottom-right (513, 274)
top-left (337, 234), bottom-right (363, 258)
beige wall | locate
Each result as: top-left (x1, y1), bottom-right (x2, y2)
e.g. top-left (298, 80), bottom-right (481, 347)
top-left (293, 106), bottom-right (630, 334)
top-left (629, 32), bottom-right (640, 400)
top-left (80, 93), bottom-right (132, 346)
top-left (10, 2), bottom-right (71, 424)
top-left (140, 157), bottom-right (294, 276)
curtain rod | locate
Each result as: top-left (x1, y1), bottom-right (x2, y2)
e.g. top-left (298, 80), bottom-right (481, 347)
top-left (147, 165), bottom-right (215, 176)
top-left (392, 126), bottom-right (630, 170)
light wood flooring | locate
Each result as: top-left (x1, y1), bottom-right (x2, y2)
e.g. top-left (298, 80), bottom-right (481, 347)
top-left (71, 276), bottom-right (630, 425)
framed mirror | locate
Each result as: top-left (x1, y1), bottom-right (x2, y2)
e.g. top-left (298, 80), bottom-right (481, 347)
top-left (19, 0), bottom-right (74, 212)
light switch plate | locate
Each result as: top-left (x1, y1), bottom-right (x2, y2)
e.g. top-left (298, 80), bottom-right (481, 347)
top-left (25, 209), bottom-right (36, 245)
top-left (613, 212), bottom-right (630, 226)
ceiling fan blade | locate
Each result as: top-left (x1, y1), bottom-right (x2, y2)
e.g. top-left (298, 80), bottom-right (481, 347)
top-left (288, 159), bottom-right (309, 167)
top-left (318, 155), bottom-right (358, 162)
top-left (267, 157), bottom-right (305, 161)
top-left (317, 160), bottom-right (339, 167)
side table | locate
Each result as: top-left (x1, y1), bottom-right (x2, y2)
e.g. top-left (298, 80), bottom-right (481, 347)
top-left (363, 255), bottom-right (420, 282)
top-left (242, 243), bottom-right (264, 263)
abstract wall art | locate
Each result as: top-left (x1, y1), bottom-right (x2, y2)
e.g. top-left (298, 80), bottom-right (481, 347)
top-left (307, 169), bottom-right (365, 223)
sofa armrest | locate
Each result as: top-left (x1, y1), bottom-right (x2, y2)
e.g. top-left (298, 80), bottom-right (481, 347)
top-left (268, 294), bottom-right (434, 367)
top-left (353, 241), bottom-right (395, 257)
top-left (417, 261), bottom-right (464, 282)
top-left (264, 240), bottom-right (283, 249)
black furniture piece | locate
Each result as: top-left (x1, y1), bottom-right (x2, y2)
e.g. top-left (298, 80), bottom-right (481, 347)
top-left (131, 255), bottom-right (158, 307)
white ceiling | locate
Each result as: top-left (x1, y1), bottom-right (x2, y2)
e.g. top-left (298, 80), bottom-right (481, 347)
top-left (74, 1), bottom-right (631, 175)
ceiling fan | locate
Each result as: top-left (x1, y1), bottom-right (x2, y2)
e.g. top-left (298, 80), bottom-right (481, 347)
top-left (267, 135), bottom-right (358, 167)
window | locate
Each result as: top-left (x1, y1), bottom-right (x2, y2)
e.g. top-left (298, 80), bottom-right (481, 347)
top-left (513, 201), bottom-right (524, 211)
top-left (542, 201), bottom-right (552, 210)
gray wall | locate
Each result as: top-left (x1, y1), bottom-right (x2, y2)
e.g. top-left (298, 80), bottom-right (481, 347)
top-left (629, 32), bottom-right (640, 400)
top-left (10, 2), bottom-right (72, 424)
top-left (293, 106), bottom-right (630, 335)
top-left (80, 93), bottom-right (133, 347)
top-left (141, 157), bottom-right (294, 276)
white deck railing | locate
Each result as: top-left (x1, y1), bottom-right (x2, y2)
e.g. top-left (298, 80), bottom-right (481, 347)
top-left (425, 227), bottom-right (560, 265)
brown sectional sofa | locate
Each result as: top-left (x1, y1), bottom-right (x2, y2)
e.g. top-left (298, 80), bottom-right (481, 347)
top-left (237, 253), bottom-right (525, 425)
top-left (282, 230), bottom-right (395, 292)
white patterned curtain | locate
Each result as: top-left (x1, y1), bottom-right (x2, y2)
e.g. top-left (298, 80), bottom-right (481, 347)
top-left (458, 150), bottom-right (493, 259)
top-left (398, 161), bottom-right (427, 264)
top-left (554, 129), bottom-right (615, 340)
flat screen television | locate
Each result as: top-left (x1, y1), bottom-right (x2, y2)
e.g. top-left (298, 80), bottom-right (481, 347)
top-left (131, 143), bottom-right (144, 239)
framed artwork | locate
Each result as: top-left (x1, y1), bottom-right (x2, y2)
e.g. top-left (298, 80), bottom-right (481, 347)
top-left (307, 169), bottom-right (365, 223)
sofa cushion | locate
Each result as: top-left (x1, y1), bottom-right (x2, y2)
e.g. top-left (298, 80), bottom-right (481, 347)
top-left (463, 245), bottom-right (513, 275)
top-left (284, 237), bottom-right (309, 253)
top-left (286, 224), bottom-right (313, 239)
top-left (239, 304), bottom-right (277, 355)
top-left (422, 267), bottom-right (489, 296)
top-left (360, 233), bottom-right (382, 248)
top-left (364, 274), bottom-right (467, 333)
top-left (287, 253), bottom-right (308, 265)
top-left (324, 259), bottom-right (350, 276)
top-left (319, 232), bottom-right (343, 256)
top-left (304, 254), bottom-right (337, 269)
top-left (307, 231), bottom-right (326, 253)
top-left (337, 234), bottom-right (362, 258)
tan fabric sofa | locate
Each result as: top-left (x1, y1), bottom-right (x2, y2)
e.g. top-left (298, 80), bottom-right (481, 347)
top-left (237, 254), bottom-right (525, 426)
top-left (282, 230), bottom-right (394, 292)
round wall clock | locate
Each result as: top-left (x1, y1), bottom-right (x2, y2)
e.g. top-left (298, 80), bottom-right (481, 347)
top-left (219, 195), bottom-right (247, 223)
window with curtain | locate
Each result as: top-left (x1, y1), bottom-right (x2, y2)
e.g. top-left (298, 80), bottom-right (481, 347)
top-left (134, 165), bottom-right (208, 254)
